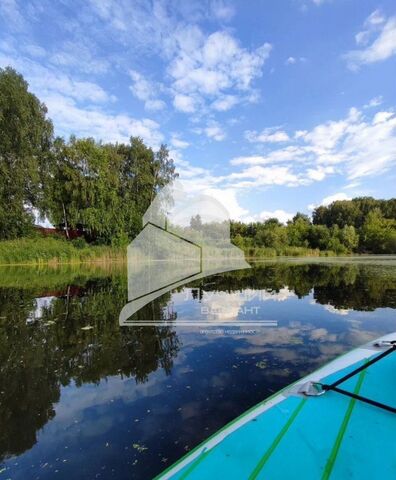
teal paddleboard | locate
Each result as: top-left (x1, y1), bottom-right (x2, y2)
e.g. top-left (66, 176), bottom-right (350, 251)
top-left (156, 332), bottom-right (396, 479)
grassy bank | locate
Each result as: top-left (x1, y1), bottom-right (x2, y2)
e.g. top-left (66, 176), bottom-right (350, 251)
top-left (0, 237), bottom-right (125, 266)
top-left (242, 246), bottom-right (337, 258)
top-left (0, 237), bottom-right (343, 266)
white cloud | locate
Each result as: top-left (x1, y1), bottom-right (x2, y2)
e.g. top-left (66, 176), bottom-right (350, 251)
top-left (87, 0), bottom-right (175, 55)
top-left (231, 146), bottom-right (307, 166)
top-left (145, 99), bottom-right (167, 111)
top-left (211, 94), bottom-right (238, 111)
top-left (285, 56), bottom-right (307, 65)
top-left (3, 1), bottom-right (269, 117)
top-left (354, 10), bottom-right (385, 48)
top-left (342, 111), bottom-right (396, 179)
top-left (202, 188), bottom-right (248, 220)
top-left (245, 127), bottom-right (290, 143)
top-left (230, 104), bottom-right (396, 187)
top-left (355, 31), bottom-right (370, 47)
top-left (23, 44), bottom-right (46, 58)
top-left (0, 39), bottom-right (14, 53)
top-left (321, 192), bottom-right (351, 206)
top-left (309, 192), bottom-right (352, 211)
top-left (0, 34), bottom-right (165, 148)
top-left (285, 56), bottom-right (296, 65)
top-left (373, 110), bottom-right (394, 124)
top-left (173, 93), bottom-right (196, 113)
top-left (170, 135), bottom-right (189, 149)
top-left (231, 155), bottom-right (269, 166)
top-left (227, 165), bottom-right (301, 188)
top-left (44, 94), bottom-right (164, 147)
top-left (299, 109), bottom-right (357, 151)
top-left (306, 166), bottom-right (335, 181)
top-left (344, 181), bottom-right (361, 190)
top-left (300, 107), bottom-right (396, 179)
top-left (344, 12), bottom-right (396, 69)
top-left (163, 102), bottom-right (395, 218)
top-left (365, 9), bottom-right (386, 26)
top-left (0, 0), bottom-right (26, 31)
top-left (129, 70), bottom-right (166, 111)
top-left (363, 95), bottom-right (383, 109)
top-left (210, 0), bottom-right (235, 21)
top-left (168, 28), bottom-right (271, 114)
top-left (49, 40), bottom-right (109, 75)
top-left (323, 305), bottom-right (351, 316)
top-left (294, 130), bottom-right (308, 139)
top-left (129, 70), bottom-right (153, 101)
top-left (255, 209), bottom-right (294, 224)
top-left (205, 121), bottom-right (226, 141)
top-left (127, 99), bottom-right (396, 195)
top-left (173, 155), bottom-right (212, 182)
top-left (0, 53), bottom-right (113, 104)
top-left (174, 153), bottom-right (303, 198)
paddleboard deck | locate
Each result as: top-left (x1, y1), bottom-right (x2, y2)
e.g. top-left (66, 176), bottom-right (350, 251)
top-left (155, 332), bottom-right (396, 479)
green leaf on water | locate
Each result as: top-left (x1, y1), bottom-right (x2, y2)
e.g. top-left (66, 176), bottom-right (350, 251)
top-left (255, 360), bottom-right (267, 369)
top-left (132, 443), bottom-right (148, 452)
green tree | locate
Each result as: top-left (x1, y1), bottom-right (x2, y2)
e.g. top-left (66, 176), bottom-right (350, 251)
top-left (339, 225), bottom-right (359, 251)
top-left (46, 136), bottom-right (177, 244)
top-left (312, 200), bottom-right (360, 228)
top-left (117, 137), bottom-right (177, 239)
top-left (0, 67), bottom-right (53, 239)
top-left (255, 220), bottom-right (288, 250)
top-left (287, 214), bottom-right (310, 247)
top-left (308, 224), bottom-right (331, 250)
top-left (361, 209), bottom-right (396, 253)
top-left (47, 137), bottom-right (123, 243)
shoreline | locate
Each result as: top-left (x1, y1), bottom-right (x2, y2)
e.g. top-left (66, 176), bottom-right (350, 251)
top-left (0, 253), bottom-right (394, 268)
top-left (0, 237), bottom-right (394, 267)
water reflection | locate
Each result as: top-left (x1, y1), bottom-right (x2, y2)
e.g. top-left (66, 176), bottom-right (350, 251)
top-left (195, 262), bottom-right (396, 310)
top-left (0, 273), bottom-right (179, 463)
top-left (0, 259), bottom-right (395, 479)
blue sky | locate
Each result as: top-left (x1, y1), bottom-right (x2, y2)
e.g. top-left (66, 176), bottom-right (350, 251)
top-left (1, 0), bottom-right (395, 222)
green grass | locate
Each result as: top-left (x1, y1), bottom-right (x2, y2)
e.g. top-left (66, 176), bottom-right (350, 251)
top-left (0, 263), bottom-right (125, 291)
top-left (243, 246), bottom-right (337, 258)
top-left (0, 237), bottom-right (343, 266)
top-left (0, 237), bottom-right (125, 266)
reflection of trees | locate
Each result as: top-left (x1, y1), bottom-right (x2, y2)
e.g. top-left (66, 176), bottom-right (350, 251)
top-left (313, 265), bottom-right (396, 311)
top-left (189, 263), bottom-right (396, 311)
top-left (0, 290), bottom-right (60, 459)
top-left (1, 261), bottom-right (395, 462)
top-left (0, 278), bottom-right (179, 461)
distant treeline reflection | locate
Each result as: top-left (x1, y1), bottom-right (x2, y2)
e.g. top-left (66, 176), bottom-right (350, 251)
top-left (194, 263), bottom-right (396, 311)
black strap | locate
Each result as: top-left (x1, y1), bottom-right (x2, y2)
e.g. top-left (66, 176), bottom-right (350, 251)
top-left (318, 342), bottom-right (396, 415)
top-left (329, 342), bottom-right (396, 389)
top-left (321, 384), bottom-right (396, 414)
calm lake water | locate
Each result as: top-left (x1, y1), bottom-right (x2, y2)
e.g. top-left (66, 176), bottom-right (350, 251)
top-left (0, 257), bottom-right (396, 479)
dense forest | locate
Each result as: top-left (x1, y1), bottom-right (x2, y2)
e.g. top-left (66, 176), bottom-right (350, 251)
top-left (231, 198), bottom-right (396, 255)
top-left (0, 66), bottom-right (395, 255)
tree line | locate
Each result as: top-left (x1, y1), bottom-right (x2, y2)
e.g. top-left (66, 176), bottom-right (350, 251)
top-left (0, 67), bottom-right (177, 244)
top-left (1, 66), bottom-right (395, 253)
top-left (231, 199), bottom-right (396, 254)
